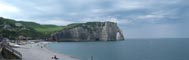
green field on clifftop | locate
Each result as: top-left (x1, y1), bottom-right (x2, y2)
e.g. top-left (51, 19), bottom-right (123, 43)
top-left (0, 17), bottom-right (64, 39)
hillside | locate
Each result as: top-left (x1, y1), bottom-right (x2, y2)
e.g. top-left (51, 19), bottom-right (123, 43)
top-left (0, 17), bottom-right (64, 40)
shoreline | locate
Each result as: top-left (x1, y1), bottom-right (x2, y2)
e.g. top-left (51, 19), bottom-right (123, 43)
top-left (13, 41), bottom-right (79, 60)
top-left (43, 42), bottom-right (80, 59)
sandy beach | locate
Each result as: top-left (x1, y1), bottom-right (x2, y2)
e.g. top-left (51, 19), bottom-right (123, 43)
top-left (13, 42), bottom-right (79, 60)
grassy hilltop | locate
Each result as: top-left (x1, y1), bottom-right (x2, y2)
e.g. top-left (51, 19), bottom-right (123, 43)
top-left (0, 17), bottom-right (64, 40)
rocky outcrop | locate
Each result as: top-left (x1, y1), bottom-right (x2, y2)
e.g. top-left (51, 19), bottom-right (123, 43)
top-left (51, 22), bottom-right (124, 42)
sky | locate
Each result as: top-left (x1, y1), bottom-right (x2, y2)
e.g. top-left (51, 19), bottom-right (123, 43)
top-left (0, 0), bottom-right (188, 38)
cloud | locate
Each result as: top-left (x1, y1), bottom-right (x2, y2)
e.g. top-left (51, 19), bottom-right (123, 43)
top-left (0, 0), bottom-right (188, 38)
top-left (138, 14), bottom-right (164, 19)
top-left (0, 0), bottom-right (183, 24)
top-left (114, 0), bottom-right (148, 10)
top-left (136, 14), bottom-right (166, 23)
top-left (0, 2), bottom-right (20, 18)
top-left (81, 16), bottom-right (133, 25)
top-left (0, 4), bottom-right (20, 13)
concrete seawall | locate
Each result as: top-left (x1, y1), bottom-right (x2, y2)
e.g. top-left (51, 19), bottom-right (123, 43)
top-left (2, 47), bottom-right (22, 59)
top-left (0, 38), bottom-right (22, 60)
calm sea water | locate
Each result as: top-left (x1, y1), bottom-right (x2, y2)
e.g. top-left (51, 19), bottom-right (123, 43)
top-left (47, 38), bottom-right (189, 60)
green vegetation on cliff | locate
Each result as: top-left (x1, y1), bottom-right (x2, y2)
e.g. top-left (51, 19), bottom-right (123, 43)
top-left (0, 17), bottom-right (64, 40)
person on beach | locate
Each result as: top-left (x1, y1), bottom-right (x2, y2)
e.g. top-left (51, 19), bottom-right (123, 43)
top-left (52, 55), bottom-right (59, 60)
top-left (51, 56), bottom-right (54, 60)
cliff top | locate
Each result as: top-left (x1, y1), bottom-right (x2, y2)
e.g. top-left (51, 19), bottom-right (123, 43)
top-left (63, 21), bottom-right (117, 30)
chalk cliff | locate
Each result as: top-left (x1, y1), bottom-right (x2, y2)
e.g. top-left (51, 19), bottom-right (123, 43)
top-left (51, 22), bottom-right (124, 42)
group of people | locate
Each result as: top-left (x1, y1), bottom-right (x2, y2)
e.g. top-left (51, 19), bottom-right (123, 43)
top-left (52, 55), bottom-right (59, 60)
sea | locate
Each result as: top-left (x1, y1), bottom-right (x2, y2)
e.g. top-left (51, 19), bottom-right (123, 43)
top-left (47, 38), bottom-right (189, 60)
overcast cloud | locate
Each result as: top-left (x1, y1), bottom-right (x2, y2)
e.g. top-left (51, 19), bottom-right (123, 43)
top-left (0, 0), bottom-right (188, 38)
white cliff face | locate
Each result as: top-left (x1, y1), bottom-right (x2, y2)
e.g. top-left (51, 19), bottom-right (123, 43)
top-left (116, 32), bottom-right (121, 40)
top-left (51, 22), bottom-right (125, 42)
top-left (101, 22), bottom-right (108, 40)
top-left (116, 30), bottom-right (124, 40)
